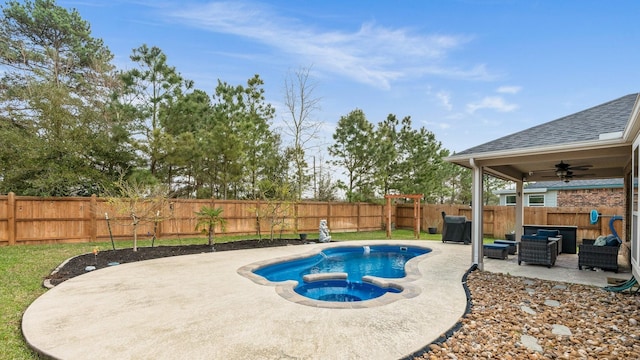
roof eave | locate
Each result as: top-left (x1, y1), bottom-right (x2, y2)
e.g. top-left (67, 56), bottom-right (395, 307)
top-left (622, 94), bottom-right (640, 141)
top-left (446, 138), bottom-right (628, 166)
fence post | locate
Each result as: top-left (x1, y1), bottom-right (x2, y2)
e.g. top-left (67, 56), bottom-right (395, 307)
top-left (156, 208), bottom-right (163, 239)
top-left (8, 192), bottom-right (16, 245)
top-left (89, 194), bottom-right (97, 242)
top-left (357, 203), bottom-right (361, 232)
top-left (294, 202), bottom-right (299, 233)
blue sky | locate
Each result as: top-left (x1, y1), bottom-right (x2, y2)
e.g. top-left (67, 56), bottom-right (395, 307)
top-left (61, 0), bottom-right (639, 155)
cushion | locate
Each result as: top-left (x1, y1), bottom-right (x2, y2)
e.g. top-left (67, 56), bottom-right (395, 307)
top-left (484, 244), bottom-right (508, 249)
top-left (522, 235), bottom-right (547, 242)
top-left (537, 229), bottom-right (560, 238)
top-left (593, 235), bottom-right (607, 246)
top-left (605, 234), bottom-right (622, 247)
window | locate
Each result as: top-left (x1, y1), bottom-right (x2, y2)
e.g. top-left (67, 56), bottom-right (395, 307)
top-left (528, 194), bottom-right (545, 206)
top-left (505, 195), bottom-right (516, 206)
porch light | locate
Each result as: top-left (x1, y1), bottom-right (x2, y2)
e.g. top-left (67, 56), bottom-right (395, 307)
top-left (556, 169), bottom-right (567, 177)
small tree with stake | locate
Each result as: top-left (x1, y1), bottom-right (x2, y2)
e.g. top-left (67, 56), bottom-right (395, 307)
top-left (195, 206), bottom-right (227, 250)
top-left (102, 174), bottom-right (169, 252)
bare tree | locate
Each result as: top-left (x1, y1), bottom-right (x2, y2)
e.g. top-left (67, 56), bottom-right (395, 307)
top-left (283, 66), bottom-right (322, 199)
top-left (102, 175), bottom-right (170, 251)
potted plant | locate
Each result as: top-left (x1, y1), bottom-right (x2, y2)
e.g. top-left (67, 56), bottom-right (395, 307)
top-left (428, 219), bottom-right (441, 234)
top-left (505, 221), bottom-right (515, 240)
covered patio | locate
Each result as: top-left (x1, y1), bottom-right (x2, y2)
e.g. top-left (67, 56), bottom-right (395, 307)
top-left (446, 93), bottom-right (640, 280)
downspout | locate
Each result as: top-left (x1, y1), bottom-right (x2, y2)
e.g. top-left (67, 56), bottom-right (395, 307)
top-left (515, 180), bottom-right (524, 243)
top-left (469, 158), bottom-right (484, 270)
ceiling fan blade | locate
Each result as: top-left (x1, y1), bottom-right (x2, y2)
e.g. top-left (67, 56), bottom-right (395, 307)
top-left (568, 165), bottom-right (593, 171)
top-left (554, 161), bottom-right (593, 171)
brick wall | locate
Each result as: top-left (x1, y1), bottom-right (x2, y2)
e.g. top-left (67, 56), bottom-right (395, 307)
top-left (556, 188), bottom-right (624, 208)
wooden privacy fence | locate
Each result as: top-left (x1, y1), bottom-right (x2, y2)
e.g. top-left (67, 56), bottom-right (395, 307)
top-left (397, 204), bottom-right (625, 242)
top-left (0, 192), bottom-right (625, 246)
top-left (0, 193), bottom-right (385, 246)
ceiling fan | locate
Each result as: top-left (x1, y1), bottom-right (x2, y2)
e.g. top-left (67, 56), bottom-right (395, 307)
top-left (541, 161), bottom-right (593, 182)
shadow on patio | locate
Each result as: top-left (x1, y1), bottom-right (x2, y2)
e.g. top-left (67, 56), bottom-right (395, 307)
top-left (483, 251), bottom-right (632, 288)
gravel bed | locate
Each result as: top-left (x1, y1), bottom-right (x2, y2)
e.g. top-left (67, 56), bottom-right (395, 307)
top-left (418, 271), bottom-right (639, 359)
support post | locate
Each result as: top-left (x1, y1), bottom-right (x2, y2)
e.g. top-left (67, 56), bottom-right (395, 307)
top-left (470, 159), bottom-right (484, 270)
top-left (515, 181), bottom-right (524, 241)
top-left (414, 199), bottom-right (421, 239)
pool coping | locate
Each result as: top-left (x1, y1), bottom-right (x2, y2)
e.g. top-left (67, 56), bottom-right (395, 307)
top-left (237, 242), bottom-right (429, 309)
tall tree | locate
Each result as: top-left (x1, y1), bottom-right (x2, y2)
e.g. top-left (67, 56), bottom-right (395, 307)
top-left (315, 159), bottom-right (339, 202)
top-left (328, 109), bottom-right (376, 202)
top-left (483, 175), bottom-right (507, 205)
top-left (0, 0), bottom-right (134, 195)
top-left (120, 44), bottom-right (193, 179)
top-left (159, 89), bottom-right (212, 195)
top-left (395, 118), bottom-right (446, 201)
top-left (438, 151), bottom-right (472, 204)
top-left (240, 75), bottom-right (279, 200)
top-left (205, 75), bottom-right (280, 199)
top-left (207, 80), bottom-right (249, 199)
top-left (283, 66), bottom-right (322, 200)
top-left (373, 114), bottom-right (401, 195)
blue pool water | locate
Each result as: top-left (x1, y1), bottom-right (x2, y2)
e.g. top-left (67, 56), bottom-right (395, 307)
top-left (295, 279), bottom-right (401, 302)
top-left (254, 245), bottom-right (430, 302)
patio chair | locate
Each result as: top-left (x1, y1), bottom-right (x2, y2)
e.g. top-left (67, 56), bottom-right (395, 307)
top-left (526, 229), bottom-right (563, 255)
top-left (517, 235), bottom-right (558, 268)
top-left (578, 238), bottom-right (621, 272)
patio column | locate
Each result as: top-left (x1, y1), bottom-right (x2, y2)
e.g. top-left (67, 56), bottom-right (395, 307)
top-left (515, 181), bottom-right (524, 241)
top-left (470, 158), bottom-right (484, 270)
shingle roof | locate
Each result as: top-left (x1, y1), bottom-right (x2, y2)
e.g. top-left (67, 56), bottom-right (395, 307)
top-left (456, 93), bottom-right (639, 155)
top-left (525, 178), bottom-right (623, 190)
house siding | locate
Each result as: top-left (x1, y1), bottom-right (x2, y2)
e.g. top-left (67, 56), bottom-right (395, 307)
top-left (544, 190), bottom-right (558, 207)
top-left (556, 188), bottom-right (624, 208)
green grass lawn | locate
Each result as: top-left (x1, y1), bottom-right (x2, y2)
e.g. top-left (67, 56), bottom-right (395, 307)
top-left (0, 230), bottom-right (493, 359)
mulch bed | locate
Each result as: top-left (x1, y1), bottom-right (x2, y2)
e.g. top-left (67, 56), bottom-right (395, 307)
top-left (46, 239), bottom-right (306, 286)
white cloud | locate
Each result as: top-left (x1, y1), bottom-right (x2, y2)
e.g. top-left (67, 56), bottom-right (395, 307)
top-left (436, 91), bottom-right (453, 111)
top-left (466, 96), bottom-right (518, 114)
top-left (497, 85), bottom-right (522, 94)
top-left (164, 1), bottom-right (489, 89)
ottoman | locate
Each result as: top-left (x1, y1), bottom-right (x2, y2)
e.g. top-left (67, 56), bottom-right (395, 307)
top-left (483, 244), bottom-right (509, 260)
top-left (494, 240), bottom-right (517, 255)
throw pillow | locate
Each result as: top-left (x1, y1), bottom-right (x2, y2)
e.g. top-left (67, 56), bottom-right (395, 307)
top-left (605, 235), bottom-right (621, 247)
top-left (537, 229), bottom-right (560, 238)
top-left (593, 235), bottom-right (607, 246)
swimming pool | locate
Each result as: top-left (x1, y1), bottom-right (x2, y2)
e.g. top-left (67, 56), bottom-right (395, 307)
top-left (245, 244), bottom-right (431, 306)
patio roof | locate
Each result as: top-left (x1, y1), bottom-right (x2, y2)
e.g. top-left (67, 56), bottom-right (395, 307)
top-left (494, 178), bottom-right (625, 195)
top-left (525, 178), bottom-right (624, 190)
top-left (447, 93), bottom-right (640, 182)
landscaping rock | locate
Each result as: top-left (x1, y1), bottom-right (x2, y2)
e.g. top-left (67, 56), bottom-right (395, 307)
top-left (418, 272), bottom-right (640, 359)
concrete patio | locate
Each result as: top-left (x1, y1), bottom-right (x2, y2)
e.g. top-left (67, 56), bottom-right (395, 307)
top-left (22, 240), bottom-right (631, 360)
